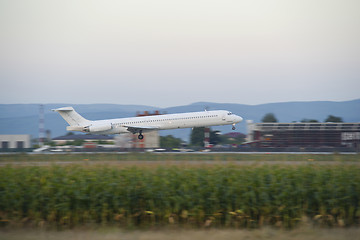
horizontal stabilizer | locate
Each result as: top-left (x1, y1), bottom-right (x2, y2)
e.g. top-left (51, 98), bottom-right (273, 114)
top-left (52, 107), bottom-right (74, 112)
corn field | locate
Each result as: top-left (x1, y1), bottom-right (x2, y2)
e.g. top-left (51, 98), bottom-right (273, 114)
top-left (1, 152), bottom-right (359, 162)
top-left (0, 165), bottom-right (359, 228)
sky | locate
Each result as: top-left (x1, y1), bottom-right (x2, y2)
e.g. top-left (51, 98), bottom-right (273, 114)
top-left (1, 0), bottom-right (359, 107)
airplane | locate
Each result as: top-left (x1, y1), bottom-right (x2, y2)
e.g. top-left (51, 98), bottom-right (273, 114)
top-left (53, 107), bottom-right (243, 139)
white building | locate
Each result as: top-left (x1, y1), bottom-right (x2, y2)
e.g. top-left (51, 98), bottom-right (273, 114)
top-left (0, 135), bottom-right (31, 149)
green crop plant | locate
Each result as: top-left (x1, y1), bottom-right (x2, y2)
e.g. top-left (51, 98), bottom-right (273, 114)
top-left (0, 164), bottom-right (359, 229)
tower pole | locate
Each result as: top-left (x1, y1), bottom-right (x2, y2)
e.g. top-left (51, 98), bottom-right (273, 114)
top-left (39, 104), bottom-right (45, 147)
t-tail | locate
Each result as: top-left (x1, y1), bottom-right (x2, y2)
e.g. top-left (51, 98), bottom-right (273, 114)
top-left (52, 107), bottom-right (91, 132)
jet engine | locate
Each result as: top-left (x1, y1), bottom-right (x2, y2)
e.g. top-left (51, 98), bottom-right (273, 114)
top-left (83, 123), bottom-right (112, 133)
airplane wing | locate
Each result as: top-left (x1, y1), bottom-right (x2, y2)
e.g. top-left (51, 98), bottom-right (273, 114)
top-left (125, 125), bottom-right (160, 134)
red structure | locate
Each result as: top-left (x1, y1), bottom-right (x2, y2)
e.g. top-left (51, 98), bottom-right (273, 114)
top-left (204, 127), bottom-right (210, 148)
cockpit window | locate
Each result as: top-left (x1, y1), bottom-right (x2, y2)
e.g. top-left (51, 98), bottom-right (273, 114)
top-left (227, 112), bottom-right (232, 115)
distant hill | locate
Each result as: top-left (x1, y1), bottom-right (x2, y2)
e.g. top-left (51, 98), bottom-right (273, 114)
top-left (1, 99), bottom-right (359, 141)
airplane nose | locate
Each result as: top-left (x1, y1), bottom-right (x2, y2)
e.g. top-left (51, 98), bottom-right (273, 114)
top-left (234, 115), bottom-right (243, 123)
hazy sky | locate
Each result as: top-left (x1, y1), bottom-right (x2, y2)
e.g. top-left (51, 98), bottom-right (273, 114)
top-left (1, 0), bottom-right (359, 107)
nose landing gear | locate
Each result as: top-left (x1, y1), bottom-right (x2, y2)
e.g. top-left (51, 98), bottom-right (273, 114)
top-left (232, 124), bottom-right (236, 130)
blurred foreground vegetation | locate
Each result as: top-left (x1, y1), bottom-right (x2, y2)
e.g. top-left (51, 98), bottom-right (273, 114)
top-left (1, 152), bottom-right (359, 162)
top-left (1, 162), bottom-right (360, 229)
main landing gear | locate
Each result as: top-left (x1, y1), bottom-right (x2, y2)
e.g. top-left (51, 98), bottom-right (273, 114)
top-left (232, 124), bottom-right (236, 130)
top-left (138, 130), bottom-right (144, 140)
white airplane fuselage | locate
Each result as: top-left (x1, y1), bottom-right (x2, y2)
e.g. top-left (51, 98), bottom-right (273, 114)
top-left (53, 107), bottom-right (243, 139)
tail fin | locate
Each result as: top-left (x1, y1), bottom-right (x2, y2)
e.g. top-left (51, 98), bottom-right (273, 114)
top-left (52, 107), bottom-right (90, 126)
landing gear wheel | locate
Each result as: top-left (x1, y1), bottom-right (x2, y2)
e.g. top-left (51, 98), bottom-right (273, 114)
top-left (138, 130), bottom-right (144, 140)
top-left (232, 124), bottom-right (236, 130)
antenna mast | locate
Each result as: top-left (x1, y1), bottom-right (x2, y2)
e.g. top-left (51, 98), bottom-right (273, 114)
top-left (39, 104), bottom-right (45, 147)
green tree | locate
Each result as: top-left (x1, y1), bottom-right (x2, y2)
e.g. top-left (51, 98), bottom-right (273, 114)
top-left (160, 135), bottom-right (182, 149)
top-left (261, 113), bottom-right (278, 123)
top-left (210, 130), bottom-right (221, 145)
top-left (190, 127), bottom-right (222, 147)
top-left (190, 127), bottom-right (205, 147)
top-left (324, 115), bottom-right (343, 123)
top-left (301, 119), bottom-right (319, 123)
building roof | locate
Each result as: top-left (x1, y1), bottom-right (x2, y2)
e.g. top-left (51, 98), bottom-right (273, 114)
top-left (53, 134), bottom-right (114, 141)
top-left (224, 132), bottom-right (246, 138)
top-left (250, 122), bottom-right (360, 132)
